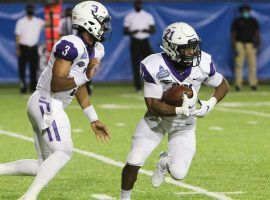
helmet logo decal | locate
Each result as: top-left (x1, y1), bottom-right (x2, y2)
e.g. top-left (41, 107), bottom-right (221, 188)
top-left (91, 5), bottom-right (98, 13)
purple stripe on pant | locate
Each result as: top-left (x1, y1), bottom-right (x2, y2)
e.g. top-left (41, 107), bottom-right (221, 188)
top-left (46, 128), bottom-right (53, 142)
top-left (52, 120), bottom-right (61, 141)
top-left (38, 99), bottom-right (51, 112)
top-left (39, 106), bottom-right (44, 116)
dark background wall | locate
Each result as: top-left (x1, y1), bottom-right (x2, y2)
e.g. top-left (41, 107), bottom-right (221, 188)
top-left (0, 1), bottom-right (269, 83)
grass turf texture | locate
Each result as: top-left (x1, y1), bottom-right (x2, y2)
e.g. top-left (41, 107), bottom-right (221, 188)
top-left (0, 84), bottom-right (269, 200)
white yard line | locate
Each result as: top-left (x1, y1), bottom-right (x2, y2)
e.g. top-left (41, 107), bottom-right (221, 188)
top-left (98, 104), bottom-right (145, 110)
top-left (115, 123), bottom-right (126, 127)
top-left (209, 127), bottom-right (224, 131)
top-left (175, 191), bottom-right (245, 195)
top-left (0, 129), bottom-right (232, 200)
top-left (91, 194), bottom-right (116, 200)
top-left (246, 121), bottom-right (258, 125)
top-left (72, 129), bottom-right (84, 133)
top-left (215, 107), bottom-right (270, 118)
top-left (219, 101), bottom-right (270, 108)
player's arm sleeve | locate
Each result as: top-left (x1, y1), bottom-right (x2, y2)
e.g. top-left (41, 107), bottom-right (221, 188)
top-left (141, 63), bottom-right (163, 99)
top-left (123, 14), bottom-right (130, 28)
top-left (204, 61), bottom-right (223, 87)
top-left (54, 39), bottom-right (78, 62)
top-left (40, 18), bottom-right (45, 27)
top-left (94, 43), bottom-right (105, 60)
top-left (14, 20), bottom-right (21, 35)
top-left (58, 20), bottom-right (64, 35)
top-left (148, 13), bottom-right (155, 25)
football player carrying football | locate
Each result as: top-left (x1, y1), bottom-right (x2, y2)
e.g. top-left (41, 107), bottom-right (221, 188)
top-left (120, 22), bottom-right (229, 200)
top-left (0, 1), bottom-right (111, 199)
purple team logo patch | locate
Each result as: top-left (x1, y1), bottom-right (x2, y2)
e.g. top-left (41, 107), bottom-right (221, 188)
top-left (156, 65), bottom-right (170, 79)
top-left (76, 61), bottom-right (85, 67)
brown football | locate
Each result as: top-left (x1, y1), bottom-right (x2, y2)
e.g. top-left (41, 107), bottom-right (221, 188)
top-left (161, 85), bottom-right (193, 106)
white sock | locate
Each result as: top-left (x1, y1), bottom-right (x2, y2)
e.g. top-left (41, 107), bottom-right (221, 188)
top-left (120, 189), bottom-right (131, 200)
top-left (0, 159), bottom-right (39, 176)
top-left (20, 151), bottom-right (71, 200)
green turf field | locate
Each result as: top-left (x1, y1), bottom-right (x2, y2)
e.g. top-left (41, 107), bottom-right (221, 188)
top-left (0, 84), bottom-right (269, 200)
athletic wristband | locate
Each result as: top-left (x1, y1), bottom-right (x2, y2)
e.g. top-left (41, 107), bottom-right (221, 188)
top-left (74, 73), bottom-right (90, 87)
top-left (83, 105), bottom-right (98, 122)
top-left (208, 97), bottom-right (217, 108)
top-left (175, 107), bottom-right (184, 116)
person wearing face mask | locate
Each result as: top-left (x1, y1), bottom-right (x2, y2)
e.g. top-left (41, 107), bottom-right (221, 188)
top-left (123, 0), bottom-right (156, 92)
top-left (15, 4), bottom-right (45, 94)
top-left (231, 4), bottom-right (260, 91)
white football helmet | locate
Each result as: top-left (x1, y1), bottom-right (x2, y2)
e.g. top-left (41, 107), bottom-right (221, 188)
top-left (161, 22), bottom-right (201, 67)
top-left (72, 1), bottom-right (112, 42)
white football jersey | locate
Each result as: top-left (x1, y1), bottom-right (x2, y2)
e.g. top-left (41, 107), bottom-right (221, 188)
top-left (37, 35), bottom-right (104, 108)
top-left (141, 51), bottom-right (223, 125)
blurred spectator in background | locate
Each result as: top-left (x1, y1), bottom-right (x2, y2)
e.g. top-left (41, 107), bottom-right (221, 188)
top-left (123, 0), bottom-right (155, 92)
top-left (231, 4), bottom-right (260, 91)
top-left (58, 7), bottom-right (73, 37)
top-left (15, 4), bottom-right (45, 94)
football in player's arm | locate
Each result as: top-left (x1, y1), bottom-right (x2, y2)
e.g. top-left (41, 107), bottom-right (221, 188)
top-left (120, 22), bottom-right (229, 200)
top-left (0, 1), bottom-right (111, 200)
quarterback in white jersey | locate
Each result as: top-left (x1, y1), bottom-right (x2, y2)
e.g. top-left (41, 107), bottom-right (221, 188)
top-left (120, 22), bottom-right (230, 200)
top-left (0, 1), bottom-right (111, 200)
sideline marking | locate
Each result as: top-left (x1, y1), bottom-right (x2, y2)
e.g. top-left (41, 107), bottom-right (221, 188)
top-left (0, 129), bottom-right (233, 200)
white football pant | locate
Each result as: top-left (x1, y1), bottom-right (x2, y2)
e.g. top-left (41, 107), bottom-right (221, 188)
top-left (127, 117), bottom-right (196, 180)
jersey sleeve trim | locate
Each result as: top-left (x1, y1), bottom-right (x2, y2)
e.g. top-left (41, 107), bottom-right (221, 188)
top-left (209, 61), bottom-right (216, 77)
top-left (141, 63), bottom-right (156, 84)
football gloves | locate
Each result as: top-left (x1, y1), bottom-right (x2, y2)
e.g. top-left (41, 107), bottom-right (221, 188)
top-left (191, 97), bottom-right (217, 118)
top-left (175, 87), bottom-right (197, 117)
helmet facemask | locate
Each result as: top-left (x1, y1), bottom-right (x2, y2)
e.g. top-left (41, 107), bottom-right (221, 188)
top-left (163, 37), bottom-right (201, 67)
top-left (176, 39), bottom-right (202, 67)
top-left (92, 11), bottom-right (112, 42)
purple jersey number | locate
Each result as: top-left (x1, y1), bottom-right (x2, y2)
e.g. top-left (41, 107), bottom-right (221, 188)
top-left (54, 40), bottom-right (78, 61)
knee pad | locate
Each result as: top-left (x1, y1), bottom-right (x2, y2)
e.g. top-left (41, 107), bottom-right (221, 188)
top-left (126, 149), bottom-right (144, 166)
top-left (169, 164), bottom-right (189, 180)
